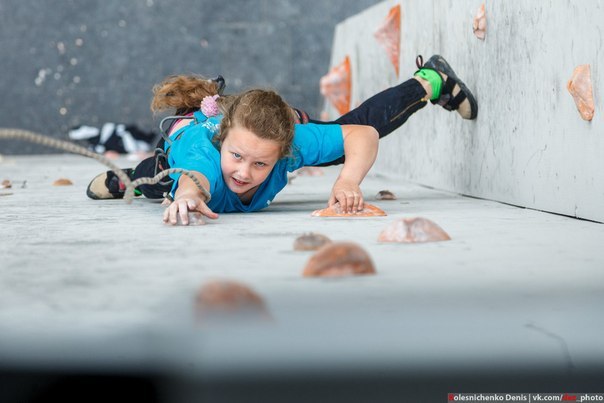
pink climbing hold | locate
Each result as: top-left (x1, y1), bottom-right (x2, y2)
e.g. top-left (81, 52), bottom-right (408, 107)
top-left (473, 3), bottom-right (487, 40)
top-left (374, 5), bottom-right (402, 77)
top-left (567, 64), bottom-right (595, 121)
top-left (320, 56), bottom-right (352, 115)
top-left (293, 232), bottom-right (332, 251)
top-left (168, 211), bottom-right (206, 226)
top-left (378, 217), bottom-right (451, 243)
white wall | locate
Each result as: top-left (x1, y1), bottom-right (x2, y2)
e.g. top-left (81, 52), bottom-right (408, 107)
top-left (326, 0), bottom-right (603, 222)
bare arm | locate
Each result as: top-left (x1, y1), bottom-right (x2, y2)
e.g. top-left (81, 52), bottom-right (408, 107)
top-left (328, 124), bottom-right (379, 213)
top-left (163, 171), bottom-right (219, 225)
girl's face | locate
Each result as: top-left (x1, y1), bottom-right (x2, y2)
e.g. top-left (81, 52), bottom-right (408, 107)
top-left (220, 126), bottom-right (281, 198)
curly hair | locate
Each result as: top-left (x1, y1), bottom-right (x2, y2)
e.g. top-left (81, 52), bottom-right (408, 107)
top-left (150, 75), bottom-right (294, 158)
top-left (151, 75), bottom-right (224, 115)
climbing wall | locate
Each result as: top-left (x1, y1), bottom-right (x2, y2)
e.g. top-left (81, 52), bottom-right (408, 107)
top-left (322, 0), bottom-right (603, 222)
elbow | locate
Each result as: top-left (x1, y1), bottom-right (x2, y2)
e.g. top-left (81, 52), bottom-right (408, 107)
top-left (367, 126), bottom-right (379, 142)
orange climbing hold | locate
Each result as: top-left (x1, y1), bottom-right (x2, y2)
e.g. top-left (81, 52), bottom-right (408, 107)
top-left (311, 202), bottom-right (387, 217)
top-left (320, 55), bottom-right (351, 115)
top-left (195, 280), bottom-right (270, 321)
top-left (53, 178), bottom-right (73, 186)
top-left (303, 242), bottom-right (376, 278)
top-left (374, 5), bottom-right (401, 76)
top-left (473, 3), bottom-right (487, 40)
top-left (567, 64), bottom-right (595, 121)
top-left (378, 217), bottom-right (451, 243)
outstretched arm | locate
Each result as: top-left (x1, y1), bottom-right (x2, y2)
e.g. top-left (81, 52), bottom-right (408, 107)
top-left (163, 171), bottom-right (219, 225)
top-left (328, 124), bottom-right (379, 213)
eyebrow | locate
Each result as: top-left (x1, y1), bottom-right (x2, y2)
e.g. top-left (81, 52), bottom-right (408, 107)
top-left (228, 147), bottom-right (275, 163)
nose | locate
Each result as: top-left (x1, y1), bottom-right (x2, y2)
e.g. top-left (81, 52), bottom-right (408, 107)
top-left (238, 164), bottom-right (251, 181)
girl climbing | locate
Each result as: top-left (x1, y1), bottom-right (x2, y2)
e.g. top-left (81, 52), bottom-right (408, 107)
top-left (86, 54), bottom-right (477, 225)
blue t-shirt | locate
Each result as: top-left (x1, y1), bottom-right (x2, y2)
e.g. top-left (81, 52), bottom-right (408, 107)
top-left (166, 111), bottom-right (343, 213)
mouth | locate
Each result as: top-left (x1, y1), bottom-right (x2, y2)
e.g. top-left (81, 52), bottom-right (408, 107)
top-left (231, 177), bottom-right (249, 187)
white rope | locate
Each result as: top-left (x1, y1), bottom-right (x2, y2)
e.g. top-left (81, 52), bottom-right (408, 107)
top-left (0, 128), bottom-right (211, 203)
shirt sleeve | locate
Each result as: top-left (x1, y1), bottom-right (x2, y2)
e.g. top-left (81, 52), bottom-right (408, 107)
top-left (288, 123), bottom-right (344, 171)
top-left (168, 127), bottom-right (221, 196)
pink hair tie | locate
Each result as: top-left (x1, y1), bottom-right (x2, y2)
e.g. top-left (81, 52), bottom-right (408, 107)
top-left (200, 94), bottom-right (220, 117)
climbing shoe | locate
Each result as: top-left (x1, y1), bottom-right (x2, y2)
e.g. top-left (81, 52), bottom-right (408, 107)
top-left (86, 168), bottom-right (135, 200)
top-left (416, 54), bottom-right (478, 120)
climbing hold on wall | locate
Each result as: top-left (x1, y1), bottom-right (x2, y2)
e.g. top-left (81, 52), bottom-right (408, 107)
top-left (195, 280), bottom-right (270, 321)
top-left (374, 5), bottom-right (401, 76)
top-left (303, 242), bottom-right (376, 277)
top-left (473, 3), bottom-right (487, 40)
top-left (378, 217), bottom-right (451, 243)
top-left (567, 64), bottom-right (595, 121)
top-left (294, 232), bottom-right (332, 251)
top-left (295, 166), bottom-right (324, 176)
top-left (1, 179), bottom-right (11, 189)
top-left (52, 178), bottom-right (73, 186)
top-left (376, 190), bottom-right (397, 200)
top-left (172, 211), bottom-right (206, 226)
top-left (311, 202), bottom-right (387, 217)
top-left (320, 55), bottom-right (351, 115)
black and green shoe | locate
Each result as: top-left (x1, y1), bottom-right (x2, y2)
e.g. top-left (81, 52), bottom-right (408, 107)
top-left (416, 54), bottom-right (478, 120)
top-left (86, 168), bottom-right (136, 200)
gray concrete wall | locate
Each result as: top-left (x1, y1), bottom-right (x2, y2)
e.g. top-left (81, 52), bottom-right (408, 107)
top-left (326, 0), bottom-right (604, 222)
top-left (0, 0), bottom-right (380, 154)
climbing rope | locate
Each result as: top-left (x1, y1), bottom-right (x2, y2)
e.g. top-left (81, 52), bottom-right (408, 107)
top-left (0, 128), bottom-right (211, 203)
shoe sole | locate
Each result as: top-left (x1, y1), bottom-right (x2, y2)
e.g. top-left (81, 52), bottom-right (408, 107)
top-left (425, 55), bottom-right (478, 120)
top-left (86, 171), bottom-right (126, 200)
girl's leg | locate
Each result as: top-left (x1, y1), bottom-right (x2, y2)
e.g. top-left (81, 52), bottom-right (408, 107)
top-left (86, 139), bottom-right (173, 200)
top-left (329, 78), bottom-right (429, 139)
top-left (131, 142), bottom-right (173, 199)
top-left (311, 78), bottom-right (429, 166)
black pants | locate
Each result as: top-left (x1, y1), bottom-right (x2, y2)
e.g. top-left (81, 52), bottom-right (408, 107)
top-left (131, 140), bottom-right (172, 199)
top-left (134, 78), bottom-right (427, 198)
top-left (313, 78), bottom-right (427, 166)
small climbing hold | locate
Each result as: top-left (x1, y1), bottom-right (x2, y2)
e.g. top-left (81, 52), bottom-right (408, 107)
top-left (374, 4), bottom-right (402, 76)
top-left (52, 178), bottom-right (73, 186)
top-left (294, 232), bottom-right (332, 251)
top-left (311, 202), bottom-right (386, 217)
top-left (195, 280), bottom-right (270, 321)
top-left (473, 3), bottom-right (487, 40)
top-left (296, 167), bottom-right (324, 176)
top-left (303, 242), bottom-right (376, 278)
top-left (378, 217), bottom-right (451, 243)
top-left (567, 64), bottom-right (595, 121)
top-left (168, 211), bottom-right (206, 226)
top-left (1, 179), bottom-right (11, 189)
top-left (320, 55), bottom-right (352, 115)
top-left (376, 190), bottom-right (396, 200)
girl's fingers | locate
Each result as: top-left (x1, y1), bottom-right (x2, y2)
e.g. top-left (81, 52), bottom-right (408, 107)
top-left (178, 201), bottom-right (189, 225)
top-left (327, 194), bottom-right (336, 207)
top-left (357, 195), bottom-right (365, 211)
top-left (163, 197), bottom-right (218, 225)
top-left (199, 203), bottom-right (219, 219)
top-left (337, 191), bottom-right (364, 213)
